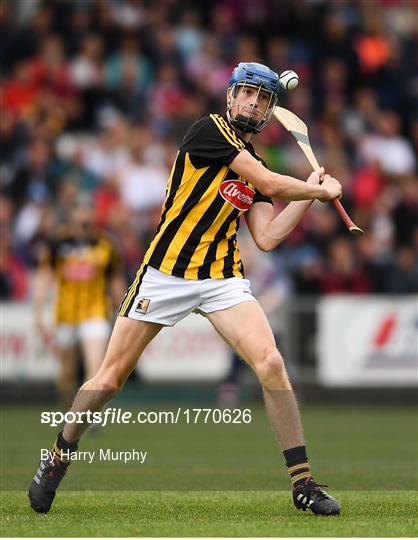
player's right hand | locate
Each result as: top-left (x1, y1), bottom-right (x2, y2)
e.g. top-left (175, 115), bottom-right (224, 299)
top-left (318, 176), bottom-right (342, 202)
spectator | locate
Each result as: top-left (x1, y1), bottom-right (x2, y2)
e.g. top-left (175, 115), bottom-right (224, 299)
top-left (148, 63), bottom-right (188, 125)
top-left (28, 34), bottom-right (75, 99)
top-left (391, 177), bottom-right (418, 247)
top-left (174, 11), bottom-right (205, 62)
top-left (105, 34), bottom-right (152, 96)
top-left (70, 34), bottom-right (104, 90)
top-left (2, 61), bottom-right (40, 118)
top-left (387, 247), bottom-right (418, 293)
top-left (0, 225), bottom-right (29, 300)
top-left (358, 111), bottom-right (416, 176)
top-left (81, 116), bottom-right (130, 179)
top-left (319, 237), bottom-right (370, 294)
top-left (185, 36), bottom-right (230, 98)
top-left (6, 139), bottom-right (56, 207)
top-left (117, 129), bottom-right (167, 227)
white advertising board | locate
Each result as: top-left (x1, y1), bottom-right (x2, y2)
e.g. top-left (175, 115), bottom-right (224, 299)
top-left (1, 304), bottom-right (231, 383)
top-left (137, 313), bottom-right (231, 382)
top-left (318, 296), bottom-right (418, 387)
top-left (1, 303), bottom-right (59, 381)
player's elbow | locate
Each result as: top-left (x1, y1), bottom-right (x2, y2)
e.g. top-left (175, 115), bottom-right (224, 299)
top-left (259, 181), bottom-right (276, 199)
top-left (256, 231), bottom-right (288, 252)
top-left (255, 236), bottom-right (277, 252)
top-left (256, 239), bottom-right (272, 252)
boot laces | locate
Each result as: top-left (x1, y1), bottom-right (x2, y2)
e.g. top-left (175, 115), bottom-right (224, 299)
top-left (306, 479), bottom-right (330, 501)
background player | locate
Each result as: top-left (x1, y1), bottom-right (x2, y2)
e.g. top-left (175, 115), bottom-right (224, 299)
top-left (34, 202), bottom-right (126, 406)
top-left (29, 62), bottom-right (342, 516)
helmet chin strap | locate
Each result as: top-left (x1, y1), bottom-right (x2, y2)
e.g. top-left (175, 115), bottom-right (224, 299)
top-left (229, 112), bottom-right (259, 133)
top-left (226, 100), bottom-right (260, 134)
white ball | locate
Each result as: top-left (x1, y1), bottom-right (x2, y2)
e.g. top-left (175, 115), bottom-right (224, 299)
top-left (279, 70), bottom-right (299, 91)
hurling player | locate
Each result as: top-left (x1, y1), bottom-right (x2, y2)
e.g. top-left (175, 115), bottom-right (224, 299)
top-left (30, 63), bottom-right (341, 516)
top-left (34, 203), bottom-right (125, 406)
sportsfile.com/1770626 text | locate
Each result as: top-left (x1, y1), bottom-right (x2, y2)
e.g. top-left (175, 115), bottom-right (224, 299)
top-left (40, 408), bottom-right (253, 427)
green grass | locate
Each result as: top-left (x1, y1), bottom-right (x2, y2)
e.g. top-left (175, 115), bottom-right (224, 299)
top-left (2, 403), bottom-right (417, 491)
top-left (1, 403), bottom-right (417, 536)
top-left (1, 491), bottom-right (417, 537)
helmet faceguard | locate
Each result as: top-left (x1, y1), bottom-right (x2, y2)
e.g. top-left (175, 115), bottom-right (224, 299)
top-left (227, 62), bottom-right (279, 134)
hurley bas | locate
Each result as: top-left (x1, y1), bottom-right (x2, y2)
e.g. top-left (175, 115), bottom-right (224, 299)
top-left (41, 449), bottom-right (148, 464)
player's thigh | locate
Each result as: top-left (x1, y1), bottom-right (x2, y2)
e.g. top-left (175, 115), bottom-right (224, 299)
top-left (206, 300), bottom-right (277, 370)
top-left (79, 319), bottom-right (111, 379)
top-left (95, 315), bottom-right (162, 386)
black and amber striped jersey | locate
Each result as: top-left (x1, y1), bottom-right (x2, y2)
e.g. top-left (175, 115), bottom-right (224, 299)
top-left (40, 228), bottom-right (122, 324)
top-left (142, 114), bottom-right (272, 281)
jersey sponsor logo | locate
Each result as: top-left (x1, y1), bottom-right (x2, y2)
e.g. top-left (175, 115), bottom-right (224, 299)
top-left (62, 261), bottom-right (97, 281)
top-left (135, 298), bottom-right (150, 314)
top-left (219, 180), bottom-right (255, 212)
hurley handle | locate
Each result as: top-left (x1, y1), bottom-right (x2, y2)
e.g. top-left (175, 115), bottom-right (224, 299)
top-left (303, 148), bottom-right (364, 235)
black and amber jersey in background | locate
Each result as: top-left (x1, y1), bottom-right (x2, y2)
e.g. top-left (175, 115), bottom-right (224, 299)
top-left (145, 114), bottom-right (272, 278)
top-left (40, 228), bottom-right (122, 324)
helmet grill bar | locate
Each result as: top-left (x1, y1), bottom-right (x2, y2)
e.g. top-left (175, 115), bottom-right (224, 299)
top-left (227, 81), bottom-right (277, 134)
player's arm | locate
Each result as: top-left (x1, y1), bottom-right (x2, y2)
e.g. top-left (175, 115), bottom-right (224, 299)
top-left (33, 251), bottom-right (54, 341)
top-left (34, 266), bottom-right (52, 318)
top-left (110, 274), bottom-right (126, 307)
top-left (230, 150), bottom-right (341, 202)
top-left (106, 239), bottom-right (126, 308)
top-left (245, 171), bottom-right (331, 252)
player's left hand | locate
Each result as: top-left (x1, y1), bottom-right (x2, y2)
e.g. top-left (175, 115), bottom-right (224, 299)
top-left (306, 167), bottom-right (329, 185)
top-left (307, 168), bottom-right (332, 185)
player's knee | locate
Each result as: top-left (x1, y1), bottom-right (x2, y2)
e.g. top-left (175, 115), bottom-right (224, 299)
top-left (98, 379), bottom-right (122, 396)
top-left (256, 349), bottom-right (289, 389)
top-left (83, 376), bottom-right (121, 397)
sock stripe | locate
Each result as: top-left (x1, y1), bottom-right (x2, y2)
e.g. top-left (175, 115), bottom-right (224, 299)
top-left (290, 467), bottom-right (310, 478)
top-left (52, 442), bottom-right (71, 462)
top-left (288, 462), bottom-right (309, 473)
top-left (283, 446), bottom-right (311, 488)
top-left (291, 471), bottom-right (311, 484)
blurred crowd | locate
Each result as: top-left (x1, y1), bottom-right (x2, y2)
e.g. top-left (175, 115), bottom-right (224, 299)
top-left (1, 0), bottom-right (417, 302)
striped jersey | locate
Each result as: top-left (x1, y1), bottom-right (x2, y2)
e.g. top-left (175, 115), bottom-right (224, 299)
top-left (120, 113), bottom-right (272, 315)
top-left (146, 114), bottom-right (271, 278)
top-left (40, 227), bottom-right (122, 324)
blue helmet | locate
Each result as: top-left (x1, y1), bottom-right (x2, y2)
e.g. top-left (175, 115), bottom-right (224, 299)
top-left (229, 62), bottom-right (280, 96)
top-left (227, 62), bottom-right (279, 133)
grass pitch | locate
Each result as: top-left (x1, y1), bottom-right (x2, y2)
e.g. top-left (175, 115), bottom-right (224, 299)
top-left (2, 490), bottom-right (417, 537)
top-left (1, 402), bottom-right (417, 536)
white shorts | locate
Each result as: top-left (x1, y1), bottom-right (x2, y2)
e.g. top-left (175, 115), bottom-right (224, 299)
top-left (56, 318), bottom-right (111, 348)
top-left (124, 266), bottom-right (257, 326)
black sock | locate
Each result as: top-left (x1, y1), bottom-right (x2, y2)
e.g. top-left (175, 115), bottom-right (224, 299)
top-left (283, 445), bottom-right (312, 487)
top-left (52, 431), bottom-right (79, 462)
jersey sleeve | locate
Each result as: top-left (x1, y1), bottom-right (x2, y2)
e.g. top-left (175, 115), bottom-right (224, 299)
top-left (180, 114), bottom-right (246, 168)
top-left (253, 189), bottom-right (273, 205)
